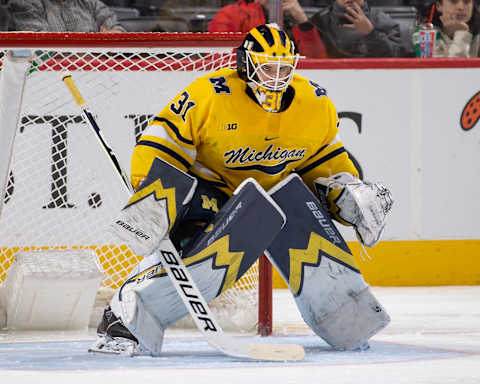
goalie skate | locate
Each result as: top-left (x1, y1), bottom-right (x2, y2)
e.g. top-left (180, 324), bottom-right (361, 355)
top-left (89, 334), bottom-right (138, 356)
top-left (89, 306), bottom-right (151, 356)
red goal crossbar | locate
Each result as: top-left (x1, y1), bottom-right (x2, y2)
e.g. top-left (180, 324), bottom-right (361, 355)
top-left (2, 32), bottom-right (480, 67)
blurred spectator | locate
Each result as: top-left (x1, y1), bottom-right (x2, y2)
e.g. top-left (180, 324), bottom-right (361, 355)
top-left (8, 0), bottom-right (126, 32)
top-left (0, 3), bottom-right (10, 31)
top-left (207, 0), bottom-right (270, 33)
top-left (208, 0), bottom-right (327, 57)
top-left (412, 0), bottom-right (480, 57)
top-left (291, 0), bottom-right (408, 57)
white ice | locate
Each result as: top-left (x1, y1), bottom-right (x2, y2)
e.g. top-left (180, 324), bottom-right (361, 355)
top-left (0, 286), bottom-right (479, 384)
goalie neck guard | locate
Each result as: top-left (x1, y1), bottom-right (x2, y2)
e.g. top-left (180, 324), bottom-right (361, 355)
top-left (237, 24), bottom-right (299, 113)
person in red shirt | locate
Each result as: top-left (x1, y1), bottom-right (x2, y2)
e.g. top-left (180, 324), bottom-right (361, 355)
top-left (208, 0), bottom-right (266, 33)
top-left (208, 0), bottom-right (327, 58)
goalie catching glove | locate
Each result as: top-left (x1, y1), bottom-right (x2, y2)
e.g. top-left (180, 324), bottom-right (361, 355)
top-left (315, 173), bottom-right (393, 247)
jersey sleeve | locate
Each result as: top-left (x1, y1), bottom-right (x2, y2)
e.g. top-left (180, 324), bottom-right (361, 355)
top-left (295, 97), bottom-right (359, 222)
top-left (130, 80), bottom-right (207, 190)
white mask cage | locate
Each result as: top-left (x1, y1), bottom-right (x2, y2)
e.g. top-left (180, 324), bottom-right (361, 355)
top-left (245, 51), bottom-right (299, 91)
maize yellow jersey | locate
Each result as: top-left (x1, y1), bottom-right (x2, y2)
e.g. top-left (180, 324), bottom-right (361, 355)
top-left (131, 68), bottom-right (358, 202)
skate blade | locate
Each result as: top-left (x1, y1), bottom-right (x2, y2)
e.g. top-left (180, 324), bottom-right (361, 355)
top-left (88, 336), bottom-right (137, 356)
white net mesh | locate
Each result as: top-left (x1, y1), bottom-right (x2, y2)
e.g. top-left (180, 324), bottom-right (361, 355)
top-left (0, 34), bottom-right (258, 332)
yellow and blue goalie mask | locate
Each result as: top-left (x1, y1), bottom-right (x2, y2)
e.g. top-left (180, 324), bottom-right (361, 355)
top-left (237, 24), bottom-right (299, 113)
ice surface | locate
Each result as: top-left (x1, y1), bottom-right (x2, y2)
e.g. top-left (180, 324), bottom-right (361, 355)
top-left (0, 286), bottom-right (479, 384)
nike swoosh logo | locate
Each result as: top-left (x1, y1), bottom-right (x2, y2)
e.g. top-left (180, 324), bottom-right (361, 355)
top-left (264, 137), bottom-right (279, 141)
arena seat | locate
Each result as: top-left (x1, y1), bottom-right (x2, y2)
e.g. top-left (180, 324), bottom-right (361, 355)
top-left (111, 6), bottom-right (140, 20)
top-left (372, 6), bottom-right (417, 56)
top-left (119, 16), bottom-right (190, 32)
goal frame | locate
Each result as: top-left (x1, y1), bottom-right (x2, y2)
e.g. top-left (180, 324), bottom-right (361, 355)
top-left (0, 32), bottom-right (274, 335)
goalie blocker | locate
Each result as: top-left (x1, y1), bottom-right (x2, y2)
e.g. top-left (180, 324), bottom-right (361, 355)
top-left (267, 174), bottom-right (390, 351)
top-left (110, 157), bottom-right (198, 257)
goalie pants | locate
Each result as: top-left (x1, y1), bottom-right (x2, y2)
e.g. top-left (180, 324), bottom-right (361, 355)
top-left (170, 178), bottom-right (229, 253)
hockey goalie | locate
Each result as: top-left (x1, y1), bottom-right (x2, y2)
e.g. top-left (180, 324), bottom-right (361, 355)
top-left (92, 24), bottom-right (394, 357)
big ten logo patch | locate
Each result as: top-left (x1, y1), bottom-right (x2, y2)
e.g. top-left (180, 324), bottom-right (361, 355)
top-left (223, 122), bottom-right (238, 131)
top-left (201, 195), bottom-right (219, 213)
top-left (461, 91), bottom-right (480, 131)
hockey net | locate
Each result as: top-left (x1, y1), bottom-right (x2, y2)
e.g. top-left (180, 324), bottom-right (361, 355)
top-left (0, 32), bottom-right (268, 333)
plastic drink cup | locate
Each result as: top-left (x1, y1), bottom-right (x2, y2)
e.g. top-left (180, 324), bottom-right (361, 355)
top-left (418, 27), bottom-right (436, 58)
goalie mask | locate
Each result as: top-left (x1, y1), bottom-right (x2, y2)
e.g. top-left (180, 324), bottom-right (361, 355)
top-left (237, 24), bottom-right (299, 113)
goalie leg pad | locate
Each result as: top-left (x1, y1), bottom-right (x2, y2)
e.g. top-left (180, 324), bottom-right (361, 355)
top-left (111, 157), bottom-right (197, 256)
top-left (267, 174), bottom-right (390, 350)
top-left (307, 287), bottom-right (389, 351)
top-left (112, 178), bottom-right (285, 355)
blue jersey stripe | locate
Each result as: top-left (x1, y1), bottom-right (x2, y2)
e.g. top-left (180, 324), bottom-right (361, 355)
top-left (296, 147), bottom-right (346, 176)
top-left (153, 117), bottom-right (194, 146)
top-left (137, 140), bottom-right (191, 170)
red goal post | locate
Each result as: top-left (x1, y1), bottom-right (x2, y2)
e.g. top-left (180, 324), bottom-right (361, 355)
top-left (0, 32), bottom-right (273, 334)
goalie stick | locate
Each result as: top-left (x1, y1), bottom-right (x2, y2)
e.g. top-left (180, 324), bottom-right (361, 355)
top-left (62, 72), bottom-right (134, 195)
top-left (61, 71), bottom-right (305, 362)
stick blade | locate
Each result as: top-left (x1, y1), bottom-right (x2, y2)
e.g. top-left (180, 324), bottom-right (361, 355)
top-left (248, 343), bottom-right (305, 361)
